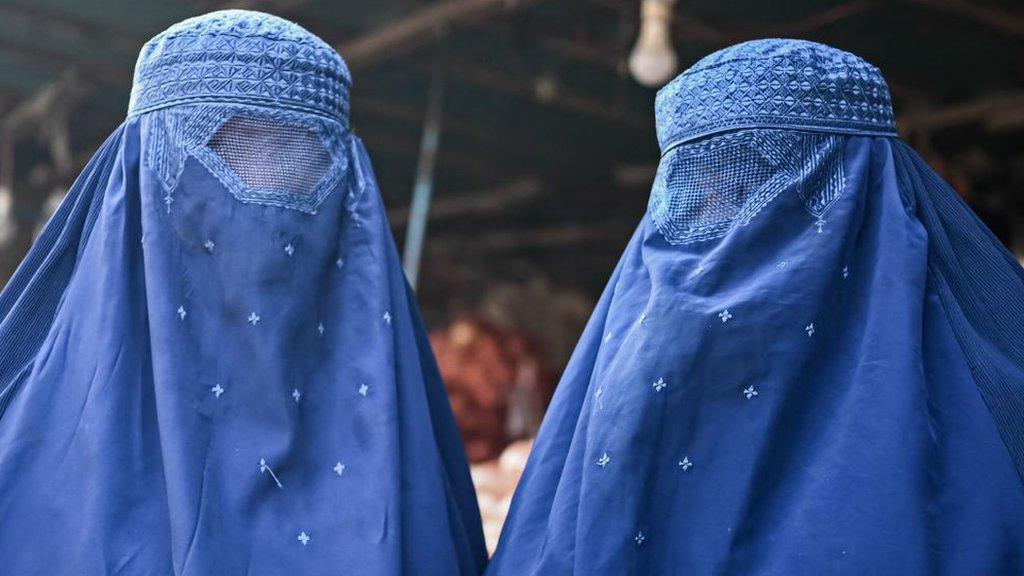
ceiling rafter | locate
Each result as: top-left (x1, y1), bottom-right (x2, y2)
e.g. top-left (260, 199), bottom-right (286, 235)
top-left (906, 0), bottom-right (1024, 38)
top-left (900, 91), bottom-right (1024, 134)
top-left (354, 96), bottom-right (586, 165)
top-left (444, 59), bottom-right (649, 130)
top-left (338, 0), bottom-right (549, 71)
top-left (0, 40), bottom-right (127, 88)
top-left (0, 4), bottom-right (143, 53)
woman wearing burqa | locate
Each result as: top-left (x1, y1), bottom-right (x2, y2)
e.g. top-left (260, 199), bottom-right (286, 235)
top-left (0, 11), bottom-right (486, 575)
top-left (487, 39), bottom-right (1024, 575)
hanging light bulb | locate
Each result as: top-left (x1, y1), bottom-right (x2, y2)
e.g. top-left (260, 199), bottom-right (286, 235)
top-left (628, 0), bottom-right (679, 88)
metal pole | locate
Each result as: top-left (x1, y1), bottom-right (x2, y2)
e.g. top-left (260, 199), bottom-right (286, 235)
top-left (402, 56), bottom-right (445, 289)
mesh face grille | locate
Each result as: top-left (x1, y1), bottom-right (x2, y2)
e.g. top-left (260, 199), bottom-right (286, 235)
top-left (649, 130), bottom-right (845, 245)
top-left (206, 116), bottom-right (332, 197)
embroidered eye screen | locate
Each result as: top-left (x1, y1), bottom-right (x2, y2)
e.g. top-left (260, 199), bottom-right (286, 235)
top-left (207, 116), bottom-right (332, 198)
top-left (649, 129), bottom-right (846, 245)
top-left (145, 104), bottom-right (351, 214)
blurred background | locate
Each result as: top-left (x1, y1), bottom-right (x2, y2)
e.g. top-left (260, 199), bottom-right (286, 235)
top-left (0, 0), bottom-right (1022, 551)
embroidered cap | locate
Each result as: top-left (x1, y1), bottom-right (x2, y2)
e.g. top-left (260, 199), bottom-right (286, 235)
top-left (655, 39), bottom-right (897, 152)
top-left (127, 10), bottom-right (351, 122)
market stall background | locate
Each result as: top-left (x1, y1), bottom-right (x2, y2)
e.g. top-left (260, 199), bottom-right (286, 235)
top-left (0, 0), bottom-right (1021, 552)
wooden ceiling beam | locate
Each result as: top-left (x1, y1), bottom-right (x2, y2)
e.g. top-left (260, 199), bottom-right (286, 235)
top-left (338, 0), bottom-right (548, 71)
top-left (445, 59), bottom-right (650, 130)
top-left (388, 176), bottom-right (543, 227)
top-left (0, 41), bottom-right (127, 88)
top-left (359, 128), bottom-right (513, 183)
top-left (464, 0), bottom-right (878, 76)
top-left (2, 70), bottom-right (85, 137)
top-left (354, 95), bottom-right (579, 165)
top-left (899, 92), bottom-right (1024, 134)
top-left (905, 0), bottom-right (1024, 38)
top-left (0, 5), bottom-right (142, 53)
top-left (589, 0), bottom-right (880, 45)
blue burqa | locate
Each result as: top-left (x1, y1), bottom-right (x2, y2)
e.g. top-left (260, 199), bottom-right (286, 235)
top-left (487, 39), bottom-right (1024, 575)
top-left (0, 11), bottom-right (486, 575)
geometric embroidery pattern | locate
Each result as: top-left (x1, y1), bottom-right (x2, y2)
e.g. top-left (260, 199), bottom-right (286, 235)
top-left (128, 10), bottom-right (350, 124)
top-left (655, 39), bottom-right (897, 152)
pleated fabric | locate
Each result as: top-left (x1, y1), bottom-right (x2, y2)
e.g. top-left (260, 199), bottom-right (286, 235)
top-left (487, 39), bottom-right (1024, 575)
top-left (0, 11), bottom-right (486, 576)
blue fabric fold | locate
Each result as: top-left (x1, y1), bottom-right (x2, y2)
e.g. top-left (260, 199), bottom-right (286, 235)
top-left (0, 11), bottom-right (485, 575)
top-left (488, 40), bottom-right (1024, 575)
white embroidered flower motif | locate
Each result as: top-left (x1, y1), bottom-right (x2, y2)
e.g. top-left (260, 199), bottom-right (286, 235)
top-left (292, 388), bottom-right (301, 403)
top-left (203, 239), bottom-right (215, 253)
top-left (211, 384), bottom-right (224, 398)
top-left (842, 265), bottom-right (849, 279)
top-left (284, 243), bottom-right (295, 257)
top-left (177, 306), bottom-right (187, 321)
top-left (718, 309), bottom-right (733, 323)
top-left (743, 385), bottom-right (758, 400)
top-left (358, 383), bottom-right (369, 397)
top-left (297, 532), bottom-right (310, 546)
top-left (334, 462), bottom-right (346, 476)
top-left (805, 323), bottom-right (815, 337)
top-left (596, 452), bottom-right (610, 467)
top-left (638, 312), bottom-right (647, 325)
top-left (634, 531), bottom-right (646, 546)
top-left (336, 257), bottom-right (345, 269)
top-left (815, 218), bottom-right (826, 233)
top-left (247, 312), bottom-right (261, 326)
top-left (652, 377), bottom-right (667, 392)
top-left (259, 458), bottom-right (283, 489)
top-left (678, 456), bottom-right (693, 471)
top-left (317, 322), bottom-right (325, 336)
top-left (383, 311), bottom-right (392, 325)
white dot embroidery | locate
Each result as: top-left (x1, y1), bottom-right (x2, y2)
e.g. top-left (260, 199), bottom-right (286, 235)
top-left (777, 260), bottom-right (788, 269)
top-left (259, 458), bottom-right (283, 489)
top-left (842, 265), bottom-right (849, 279)
top-left (594, 388), bottom-right (604, 410)
top-left (211, 384), bottom-right (224, 398)
top-left (177, 306), bottom-right (187, 321)
top-left (382, 311), bottom-right (392, 325)
top-left (634, 531), bottom-right (646, 546)
top-left (815, 218), bottom-right (826, 233)
top-left (597, 452), bottom-right (610, 467)
top-left (743, 385), bottom-right (758, 400)
top-left (718, 309), bottom-right (733, 323)
top-left (297, 532), bottom-right (310, 546)
top-left (317, 322), bottom-right (325, 336)
top-left (163, 191), bottom-right (174, 213)
top-left (284, 243), bottom-right (294, 257)
top-left (652, 377), bottom-right (667, 392)
top-left (358, 383), bottom-right (369, 397)
top-left (203, 239), bottom-right (215, 253)
top-left (678, 456), bottom-right (693, 471)
top-left (247, 312), bottom-right (261, 326)
top-left (333, 462), bottom-right (346, 476)
top-left (604, 332), bottom-right (613, 343)
top-left (638, 312), bottom-right (647, 325)
top-left (292, 388), bottom-right (301, 403)
top-left (805, 323), bottom-right (815, 337)
top-left (336, 257), bottom-right (345, 269)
